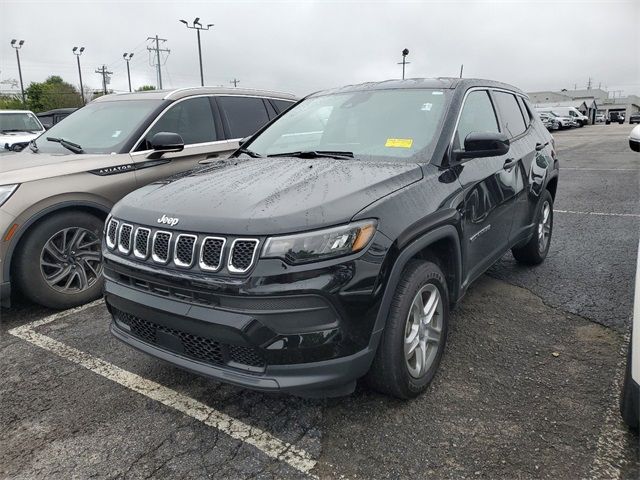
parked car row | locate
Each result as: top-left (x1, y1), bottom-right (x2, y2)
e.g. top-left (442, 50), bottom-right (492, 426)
top-left (0, 110), bottom-right (45, 151)
top-left (536, 109), bottom-right (578, 131)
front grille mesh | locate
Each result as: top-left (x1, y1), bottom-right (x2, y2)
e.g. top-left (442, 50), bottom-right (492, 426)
top-left (153, 232), bottom-right (171, 262)
top-left (230, 240), bottom-right (258, 272)
top-left (107, 219), bottom-right (259, 273)
top-left (114, 309), bottom-right (265, 369)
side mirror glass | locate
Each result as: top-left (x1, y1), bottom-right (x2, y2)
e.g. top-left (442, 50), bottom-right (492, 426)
top-left (454, 132), bottom-right (510, 161)
top-left (147, 132), bottom-right (184, 158)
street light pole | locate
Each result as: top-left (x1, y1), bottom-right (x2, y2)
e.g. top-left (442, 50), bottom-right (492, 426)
top-left (397, 48), bottom-right (410, 80)
top-left (179, 17), bottom-right (214, 87)
top-left (73, 47), bottom-right (85, 104)
top-left (10, 40), bottom-right (26, 107)
top-left (123, 53), bottom-right (134, 92)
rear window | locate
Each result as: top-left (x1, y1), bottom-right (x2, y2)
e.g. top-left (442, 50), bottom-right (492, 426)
top-left (493, 91), bottom-right (527, 138)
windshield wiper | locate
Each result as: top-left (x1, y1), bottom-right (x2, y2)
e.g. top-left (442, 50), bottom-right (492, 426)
top-left (236, 147), bottom-right (263, 158)
top-left (46, 137), bottom-right (84, 154)
top-left (267, 150), bottom-right (354, 160)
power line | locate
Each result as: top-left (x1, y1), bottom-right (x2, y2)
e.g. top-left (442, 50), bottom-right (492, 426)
top-left (147, 35), bottom-right (170, 89)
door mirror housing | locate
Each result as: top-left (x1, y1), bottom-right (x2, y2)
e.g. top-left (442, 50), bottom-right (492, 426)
top-left (147, 132), bottom-right (184, 159)
top-left (454, 132), bottom-right (510, 161)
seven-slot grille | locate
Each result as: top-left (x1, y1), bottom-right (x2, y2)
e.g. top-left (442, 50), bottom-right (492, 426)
top-left (105, 218), bottom-right (259, 274)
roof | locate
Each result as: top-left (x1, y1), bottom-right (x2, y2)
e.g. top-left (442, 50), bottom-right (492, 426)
top-left (36, 108), bottom-right (78, 115)
top-left (0, 109), bottom-right (37, 114)
top-left (92, 87), bottom-right (298, 103)
top-left (311, 77), bottom-right (526, 97)
top-left (534, 99), bottom-right (596, 109)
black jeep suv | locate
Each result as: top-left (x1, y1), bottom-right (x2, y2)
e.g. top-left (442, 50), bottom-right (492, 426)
top-left (102, 78), bottom-right (559, 399)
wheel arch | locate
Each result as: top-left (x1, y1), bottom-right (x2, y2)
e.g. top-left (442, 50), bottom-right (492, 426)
top-left (369, 224), bottom-right (462, 351)
top-left (5, 200), bottom-right (111, 283)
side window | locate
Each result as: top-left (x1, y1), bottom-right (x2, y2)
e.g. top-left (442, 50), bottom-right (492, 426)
top-left (264, 99), bottom-right (278, 119)
top-left (39, 115), bottom-right (54, 129)
top-left (493, 91), bottom-right (527, 138)
top-left (272, 99), bottom-right (295, 114)
top-left (217, 96), bottom-right (270, 139)
top-left (456, 90), bottom-right (500, 148)
top-left (145, 97), bottom-right (216, 148)
top-left (516, 96), bottom-right (531, 127)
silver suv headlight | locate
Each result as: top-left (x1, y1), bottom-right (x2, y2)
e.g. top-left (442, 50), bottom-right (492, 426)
top-left (0, 184), bottom-right (19, 207)
top-left (262, 219), bottom-right (377, 264)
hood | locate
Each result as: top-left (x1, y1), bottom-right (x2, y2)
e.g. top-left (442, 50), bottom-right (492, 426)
top-left (0, 150), bottom-right (109, 184)
top-left (1, 131), bottom-right (42, 147)
top-left (112, 157), bottom-right (423, 235)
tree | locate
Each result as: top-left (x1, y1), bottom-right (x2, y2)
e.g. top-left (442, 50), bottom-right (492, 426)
top-left (0, 94), bottom-right (24, 110)
top-left (136, 85), bottom-right (156, 92)
top-left (25, 76), bottom-right (84, 113)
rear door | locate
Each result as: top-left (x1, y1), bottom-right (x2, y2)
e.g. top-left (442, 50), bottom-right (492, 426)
top-left (455, 89), bottom-right (516, 285)
top-left (491, 91), bottom-right (538, 244)
top-left (130, 96), bottom-right (235, 187)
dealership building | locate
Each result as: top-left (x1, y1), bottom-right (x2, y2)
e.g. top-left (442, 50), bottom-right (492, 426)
top-left (527, 88), bottom-right (640, 124)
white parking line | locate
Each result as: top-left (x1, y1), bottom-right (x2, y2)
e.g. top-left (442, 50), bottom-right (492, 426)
top-left (555, 209), bottom-right (640, 218)
top-left (8, 301), bottom-right (317, 477)
top-left (561, 167), bottom-right (639, 171)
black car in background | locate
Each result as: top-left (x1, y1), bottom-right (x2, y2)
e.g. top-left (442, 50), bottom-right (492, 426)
top-left (36, 108), bottom-right (78, 129)
top-left (103, 78), bottom-right (559, 399)
top-left (629, 112), bottom-right (640, 125)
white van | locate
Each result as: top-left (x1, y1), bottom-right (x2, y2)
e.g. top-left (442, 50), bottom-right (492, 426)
top-left (536, 106), bottom-right (589, 127)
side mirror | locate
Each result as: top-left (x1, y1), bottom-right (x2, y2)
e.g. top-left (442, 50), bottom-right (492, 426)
top-left (148, 132), bottom-right (184, 159)
top-left (454, 132), bottom-right (510, 161)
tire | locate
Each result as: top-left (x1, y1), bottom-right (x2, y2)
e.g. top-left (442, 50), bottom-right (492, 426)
top-left (367, 260), bottom-right (449, 399)
top-left (512, 190), bottom-right (553, 265)
top-left (14, 211), bottom-right (104, 309)
top-left (621, 338), bottom-right (639, 430)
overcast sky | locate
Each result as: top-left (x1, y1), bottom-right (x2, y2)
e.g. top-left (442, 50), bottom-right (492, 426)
top-left (1, 0), bottom-right (638, 98)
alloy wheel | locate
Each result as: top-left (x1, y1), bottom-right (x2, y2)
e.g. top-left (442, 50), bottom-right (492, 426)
top-left (538, 201), bottom-right (552, 253)
top-left (404, 284), bottom-right (443, 378)
top-left (40, 227), bottom-right (103, 293)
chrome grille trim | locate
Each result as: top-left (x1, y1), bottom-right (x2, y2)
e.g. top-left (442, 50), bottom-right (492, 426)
top-left (228, 238), bottom-right (260, 274)
top-left (133, 227), bottom-right (151, 259)
top-left (173, 234), bottom-right (197, 268)
top-left (199, 236), bottom-right (226, 272)
top-left (118, 223), bottom-right (133, 254)
top-left (151, 230), bottom-right (172, 264)
top-left (106, 219), bottom-right (119, 249)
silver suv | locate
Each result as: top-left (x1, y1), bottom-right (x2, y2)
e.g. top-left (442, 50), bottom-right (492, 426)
top-left (0, 87), bottom-right (296, 308)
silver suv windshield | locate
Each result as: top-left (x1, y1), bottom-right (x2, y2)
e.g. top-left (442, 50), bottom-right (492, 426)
top-left (0, 112), bottom-right (43, 133)
top-left (246, 88), bottom-right (450, 161)
top-left (35, 99), bottom-right (163, 154)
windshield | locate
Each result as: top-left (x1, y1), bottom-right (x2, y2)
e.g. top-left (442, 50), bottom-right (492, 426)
top-left (245, 88), bottom-right (450, 161)
top-left (0, 112), bottom-right (43, 133)
top-left (35, 99), bottom-right (163, 154)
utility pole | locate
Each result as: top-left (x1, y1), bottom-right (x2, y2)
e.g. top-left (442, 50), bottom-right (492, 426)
top-left (95, 65), bottom-right (112, 95)
top-left (73, 47), bottom-right (85, 104)
top-left (10, 40), bottom-right (26, 107)
top-left (459, 64), bottom-right (464, 78)
top-left (179, 18), bottom-right (213, 87)
top-left (147, 35), bottom-right (170, 89)
top-left (587, 77), bottom-right (592, 90)
top-left (397, 48), bottom-right (410, 80)
top-left (230, 78), bottom-right (240, 87)
top-left (123, 53), bottom-right (134, 92)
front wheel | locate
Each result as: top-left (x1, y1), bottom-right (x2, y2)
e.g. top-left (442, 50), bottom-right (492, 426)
top-left (512, 190), bottom-right (553, 265)
top-left (14, 211), bottom-right (104, 309)
top-left (367, 260), bottom-right (449, 399)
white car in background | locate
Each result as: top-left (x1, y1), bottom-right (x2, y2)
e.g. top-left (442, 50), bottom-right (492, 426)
top-left (621, 124), bottom-right (640, 430)
top-left (0, 110), bottom-right (45, 152)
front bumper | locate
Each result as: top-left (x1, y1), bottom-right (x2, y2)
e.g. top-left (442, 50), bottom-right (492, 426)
top-left (103, 234), bottom-right (390, 396)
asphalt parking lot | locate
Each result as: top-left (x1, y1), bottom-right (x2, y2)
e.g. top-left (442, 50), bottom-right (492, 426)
top-left (1, 124), bottom-right (639, 479)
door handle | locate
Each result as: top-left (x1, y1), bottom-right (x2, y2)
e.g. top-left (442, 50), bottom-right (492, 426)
top-left (503, 158), bottom-right (517, 169)
top-left (535, 141), bottom-right (549, 151)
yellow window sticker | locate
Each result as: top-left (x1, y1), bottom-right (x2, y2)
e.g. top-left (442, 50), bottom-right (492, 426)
top-left (385, 138), bottom-right (413, 148)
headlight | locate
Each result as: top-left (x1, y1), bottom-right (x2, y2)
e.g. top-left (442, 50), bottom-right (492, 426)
top-left (262, 220), bottom-right (377, 264)
top-left (0, 184), bottom-right (19, 207)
